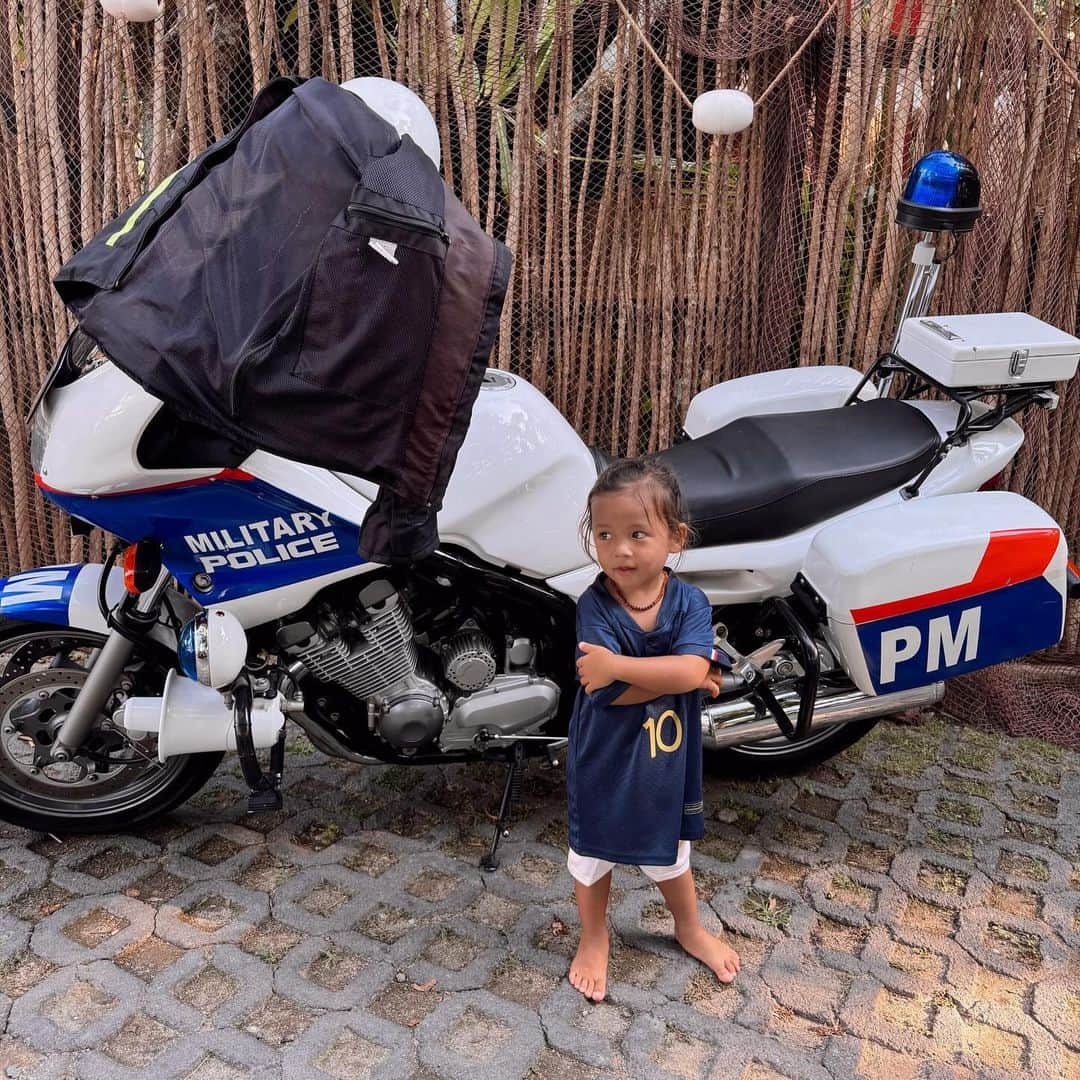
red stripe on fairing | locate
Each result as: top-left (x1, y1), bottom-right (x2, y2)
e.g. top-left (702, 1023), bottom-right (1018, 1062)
top-left (34, 468), bottom-right (254, 497)
top-left (851, 527), bottom-right (1061, 625)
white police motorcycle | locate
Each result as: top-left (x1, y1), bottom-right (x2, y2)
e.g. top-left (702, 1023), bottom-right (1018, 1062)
top-left (0, 84), bottom-right (1077, 867)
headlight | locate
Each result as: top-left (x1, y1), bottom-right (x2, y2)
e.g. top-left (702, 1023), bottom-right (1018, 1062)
top-left (177, 608), bottom-right (248, 689)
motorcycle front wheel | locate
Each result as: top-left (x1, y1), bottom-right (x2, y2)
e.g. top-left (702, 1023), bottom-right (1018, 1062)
top-left (0, 621), bottom-right (222, 834)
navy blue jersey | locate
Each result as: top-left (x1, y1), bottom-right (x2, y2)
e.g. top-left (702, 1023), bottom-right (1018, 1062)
top-left (567, 570), bottom-right (714, 865)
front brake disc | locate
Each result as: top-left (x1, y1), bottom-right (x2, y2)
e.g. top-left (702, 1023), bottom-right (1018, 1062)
top-left (0, 669), bottom-right (93, 784)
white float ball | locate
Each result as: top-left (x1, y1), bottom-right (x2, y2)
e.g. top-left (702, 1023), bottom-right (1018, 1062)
top-left (692, 89), bottom-right (754, 135)
top-left (101, 0), bottom-right (163, 22)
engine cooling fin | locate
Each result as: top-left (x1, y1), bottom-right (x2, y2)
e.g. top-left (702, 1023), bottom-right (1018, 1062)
top-left (280, 586), bottom-right (418, 700)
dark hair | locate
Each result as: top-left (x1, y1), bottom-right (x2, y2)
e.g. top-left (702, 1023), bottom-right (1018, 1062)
top-left (578, 456), bottom-right (696, 558)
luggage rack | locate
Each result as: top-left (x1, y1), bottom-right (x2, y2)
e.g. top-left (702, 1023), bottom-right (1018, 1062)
top-left (844, 351), bottom-right (1059, 498)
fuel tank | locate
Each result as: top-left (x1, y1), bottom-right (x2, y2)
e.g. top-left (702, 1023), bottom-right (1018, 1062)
top-left (436, 371), bottom-right (599, 577)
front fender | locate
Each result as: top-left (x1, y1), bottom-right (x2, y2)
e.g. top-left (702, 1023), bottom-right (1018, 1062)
top-left (0, 563), bottom-right (194, 650)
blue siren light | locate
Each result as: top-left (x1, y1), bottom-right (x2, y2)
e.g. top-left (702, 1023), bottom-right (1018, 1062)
top-left (896, 150), bottom-right (982, 233)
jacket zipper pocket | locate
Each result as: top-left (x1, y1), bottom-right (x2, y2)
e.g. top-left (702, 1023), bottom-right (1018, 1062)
top-left (347, 203), bottom-right (450, 247)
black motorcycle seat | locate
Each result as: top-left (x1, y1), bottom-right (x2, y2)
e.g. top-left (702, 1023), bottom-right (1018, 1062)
top-left (592, 398), bottom-right (941, 547)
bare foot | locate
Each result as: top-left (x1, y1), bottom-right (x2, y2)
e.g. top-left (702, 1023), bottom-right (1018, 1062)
top-left (568, 929), bottom-right (609, 1002)
top-left (675, 923), bottom-right (740, 983)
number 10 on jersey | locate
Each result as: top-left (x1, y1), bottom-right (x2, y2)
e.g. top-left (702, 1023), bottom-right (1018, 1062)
top-left (642, 709), bottom-right (683, 758)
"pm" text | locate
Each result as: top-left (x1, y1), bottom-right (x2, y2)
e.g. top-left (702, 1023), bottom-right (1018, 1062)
top-left (879, 606), bottom-right (981, 685)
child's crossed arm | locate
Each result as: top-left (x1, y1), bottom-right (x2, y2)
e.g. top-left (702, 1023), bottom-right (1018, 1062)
top-left (577, 643), bottom-right (713, 704)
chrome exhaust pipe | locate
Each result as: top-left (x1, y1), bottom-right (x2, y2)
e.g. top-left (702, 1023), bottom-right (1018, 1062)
top-left (701, 681), bottom-right (944, 751)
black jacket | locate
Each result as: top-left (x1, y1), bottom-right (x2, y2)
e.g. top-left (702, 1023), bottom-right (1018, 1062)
top-left (54, 76), bottom-right (511, 563)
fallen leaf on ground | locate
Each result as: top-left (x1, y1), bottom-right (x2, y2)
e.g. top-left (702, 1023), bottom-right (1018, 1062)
top-left (411, 978), bottom-right (437, 992)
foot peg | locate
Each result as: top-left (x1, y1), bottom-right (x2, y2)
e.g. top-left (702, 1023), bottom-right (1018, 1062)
top-left (247, 786), bottom-right (284, 814)
top-left (545, 738), bottom-right (568, 768)
top-left (233, 682), bottom-right (286, 815)
top-left (719, 637), bottom-right (798, 740)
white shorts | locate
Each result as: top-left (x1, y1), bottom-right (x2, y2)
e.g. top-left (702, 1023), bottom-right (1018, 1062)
top-left (567, 841), bottom-right (691, 887)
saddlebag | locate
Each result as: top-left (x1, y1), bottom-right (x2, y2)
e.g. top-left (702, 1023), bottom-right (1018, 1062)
top-left (797, 492), bottom-right (1066, 695)
top-left (52, 77), bottom-right (510, 564)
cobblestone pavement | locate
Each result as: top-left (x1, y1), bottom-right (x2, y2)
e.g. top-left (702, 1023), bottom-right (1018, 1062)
top-left (0, 715), bottom-right (1075, 1079)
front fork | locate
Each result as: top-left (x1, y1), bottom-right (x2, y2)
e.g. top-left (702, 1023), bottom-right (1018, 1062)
top-left (50, 568), bottom-right (172, 762)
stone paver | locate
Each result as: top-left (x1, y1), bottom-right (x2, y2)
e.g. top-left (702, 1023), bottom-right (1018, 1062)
top-left (0, 715), bottom-right (1074, 1078)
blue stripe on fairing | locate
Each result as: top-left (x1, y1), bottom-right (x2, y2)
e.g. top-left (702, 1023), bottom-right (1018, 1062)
top-left (856, 575), bottom-right (1063, 694)
top-left (0, 565), bottom-right (82, 625)
top-left (39, 477), bottom-right (365, 604)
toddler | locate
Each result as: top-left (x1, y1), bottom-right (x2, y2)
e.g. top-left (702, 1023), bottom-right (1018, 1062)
top-left (567, 456), bottom-right (740, 1002)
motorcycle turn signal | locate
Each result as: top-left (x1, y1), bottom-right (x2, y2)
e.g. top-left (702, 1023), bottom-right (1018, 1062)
top-left (121, 539), bottom-right (162, 595)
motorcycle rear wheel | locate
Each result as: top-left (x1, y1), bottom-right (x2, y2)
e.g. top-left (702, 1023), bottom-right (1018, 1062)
top-left (0, 621), bottom-right (222, 834)
top-left (704, 717), bottom-right (880, 778)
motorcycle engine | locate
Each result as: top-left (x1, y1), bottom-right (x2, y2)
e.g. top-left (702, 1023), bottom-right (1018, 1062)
top-left (278, 578), bottom-right (447, 750)
top-left (277, 578), bottom-right (558, 754)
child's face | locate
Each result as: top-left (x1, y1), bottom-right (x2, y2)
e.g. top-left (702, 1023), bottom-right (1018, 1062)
top-left (590, 486), bottom-right (686, 591)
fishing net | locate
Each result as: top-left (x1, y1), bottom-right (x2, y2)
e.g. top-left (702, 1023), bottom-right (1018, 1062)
top-left (0, 0), bottom-right (1076, 741)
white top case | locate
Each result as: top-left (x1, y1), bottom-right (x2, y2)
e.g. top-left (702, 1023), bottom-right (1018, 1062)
top-left (896, 312), bottom-right (1080, 388)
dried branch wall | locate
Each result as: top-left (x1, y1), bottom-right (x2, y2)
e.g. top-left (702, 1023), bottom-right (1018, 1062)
top-left (1, 0), bottom-right (1078, 738)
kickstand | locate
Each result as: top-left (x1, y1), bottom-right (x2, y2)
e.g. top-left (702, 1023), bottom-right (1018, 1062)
top-left (480, 742), bottom-right (526, 872)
